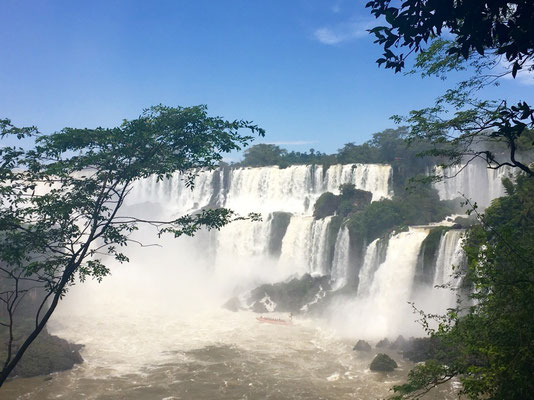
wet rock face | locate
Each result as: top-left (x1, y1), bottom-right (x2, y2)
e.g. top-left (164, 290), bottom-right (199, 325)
top-left (370, 353), bottom-right (398, 372)
top-left (352, 340), bottom-right (372, 352)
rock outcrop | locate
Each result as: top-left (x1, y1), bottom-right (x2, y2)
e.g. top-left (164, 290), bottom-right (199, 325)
top-left (370, 353), bottom-right (398, 372)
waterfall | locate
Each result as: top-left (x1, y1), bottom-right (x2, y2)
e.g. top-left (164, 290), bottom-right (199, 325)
top-left (434, 162), bottom-right (514, 208)
top-left (432, 230), bottom-right (466, 308)
top-left (318, 164), bottom-right (393, 201)
top-left (327, 228), bottom-right (430, 338)
top-left (278, 216), bottom-right (332, 275)
top-left (356, 238), bottom-right (381, 297)
top-left (366, 229), bottom-right (429, 310)
top-left (331, 227), bottom-right (350, 289)
top-left (127, 163), bottom-right (393, 217)
top-left (106, 163), bottom-right (474, 339)
top-left (126, 169), bottom-right (217, 215)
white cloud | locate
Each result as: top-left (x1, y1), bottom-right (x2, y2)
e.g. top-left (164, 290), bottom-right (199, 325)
top-left (499, 58), bottom-right (534, 86)
top-left (313, 19), bottom-right (372, 45)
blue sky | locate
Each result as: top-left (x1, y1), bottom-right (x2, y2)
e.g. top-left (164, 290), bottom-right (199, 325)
top-left (1, 0), bottom-right (532, 158)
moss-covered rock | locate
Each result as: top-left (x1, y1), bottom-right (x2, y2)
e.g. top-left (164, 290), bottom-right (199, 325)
top-left (313, 192), bottom-right (339, 219)
top-left (370, 353), bottom-right (398, 371)
top-left (353, 340), bottom-right (372, 352)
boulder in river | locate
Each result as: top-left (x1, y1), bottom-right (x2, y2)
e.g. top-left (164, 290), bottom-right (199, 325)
top-left (233, 273), bottom-right (332, 314)
top-left (376, 338), bottom-right (390, 348)
top-left (390, 335), bottom-right (408, 351)
top-left (353, 340), bottom-right (372, 352)
top-left (370, 353), bottom-right (398, 372)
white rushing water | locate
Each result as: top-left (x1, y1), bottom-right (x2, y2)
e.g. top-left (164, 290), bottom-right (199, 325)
top-left (327, 228), bottom-right (430, 339)
top-left (278, 216), bottom-right (332, 276)
top-left (356, 238), bottom-right (381, 297)
top-left (432, 230), bottom-right (466, 309)
top-left (127, 163), bottom-right (392, 216)
top-left (331, 227), bottom-right (350, 289)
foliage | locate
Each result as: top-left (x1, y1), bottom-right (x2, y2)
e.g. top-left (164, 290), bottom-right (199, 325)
top-left (0, 105), bottom-right (263, 385)
top-left (366, 0), bottom-right (534, 74)
top-left (346, 185), bottom-right (455, 245)
top-left (366, 3), bottom-right (534, 397)
top-left (240, 144), bottom-right (287, 167)
top-left (367, 0), bottom-right (534, 178)
top-left (238, 127), bottom-right (440, 195)
top-left (392, 174), bottom-right (534, 399)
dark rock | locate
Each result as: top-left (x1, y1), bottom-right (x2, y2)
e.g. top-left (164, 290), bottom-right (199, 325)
top-left (245, 273), bottom-right (332, 314)
top-left (268, 212), bottom-right (292, 257)
top-left (353, 340), bottom-right (372, 352)
top-left (390, 335), bottom-right (408, 350)
top-left (313, 192), bottom-right (340, 219)
top-left (223, 296), bottom-right (243, 312)
top-left (251, 300), bottom-right (269, 313)
top-left (376, 338), bottom-right (390, 348)
top-left (370, 353), bottom-right (398, 372)
top-left (10, 331), bottom-right (83, 378)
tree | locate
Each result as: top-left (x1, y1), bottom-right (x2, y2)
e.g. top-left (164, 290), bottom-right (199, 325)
top-left (0, 105), bottom-right (263, 386)
top-left (240, 143), bottom-right (286, 167)
top-left (392, 175), bottom-right (534, 399)
top-left (365, 2), bottom-right (534, 397)
top-left (366, 0), bottom-right (534, 178)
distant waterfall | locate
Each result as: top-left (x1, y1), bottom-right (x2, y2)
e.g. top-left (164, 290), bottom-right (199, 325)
top-left (331, 227), bottom-right (350, 289)
top-left (127, 163), bottom-right (393, 216)
top-left (434, 162), bottom-right (514, 208)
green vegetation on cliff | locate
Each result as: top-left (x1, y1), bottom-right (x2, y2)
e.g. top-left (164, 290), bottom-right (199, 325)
top-left (346, 186), bottom-right (457, 245)
top-left (393, 174), bottom-right (534, 399)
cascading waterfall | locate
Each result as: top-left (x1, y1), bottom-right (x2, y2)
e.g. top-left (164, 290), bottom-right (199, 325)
top-left (327, 228), bottom-right (430, 338)
top-left (356, 238), bottom-right (381, 297)
top-left (278, 216), bottom-right (332, 276)
top-left (432, 230), bottom-right (466, 308)
top-left (331, 227), bottom-right (350, 289)
top-left (122, 163), bottom-right (473, 338)
top-left (126, 163), bottom-right (393, 216)
top-left (20, 162), bottom-right (480, 399)
top-left (433, 162), bottom-right (514, 208)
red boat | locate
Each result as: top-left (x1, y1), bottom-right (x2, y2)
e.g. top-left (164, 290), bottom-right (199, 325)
top-left (256, 316), bottom-right (293, 325)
